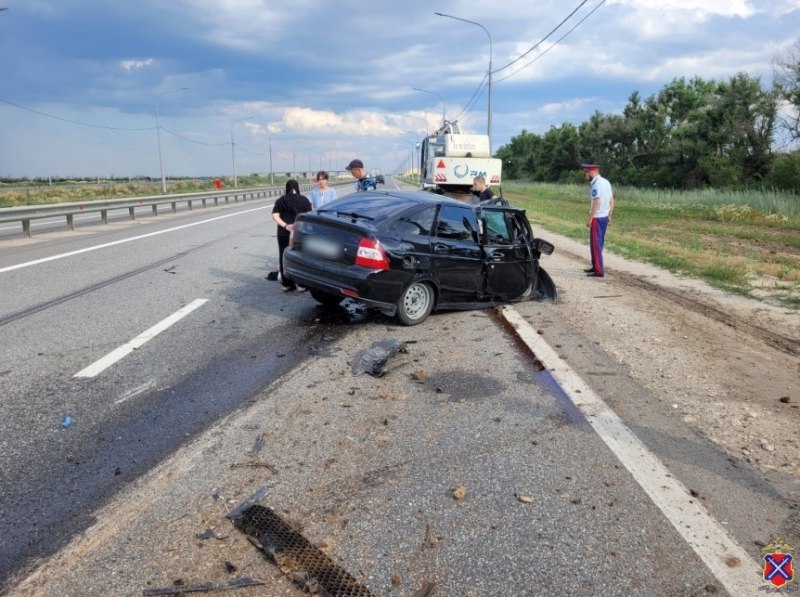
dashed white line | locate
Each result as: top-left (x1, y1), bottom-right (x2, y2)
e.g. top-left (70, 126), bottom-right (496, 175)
top-left (74, 299), bottom-right (209, 378)
top-left (500, 305), bottom-right (761, 596)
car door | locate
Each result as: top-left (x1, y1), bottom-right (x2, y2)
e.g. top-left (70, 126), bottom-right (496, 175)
top-left (431, 204), bottom-right (483, 302)
top-left (480, 208), bottom-right (532, 299)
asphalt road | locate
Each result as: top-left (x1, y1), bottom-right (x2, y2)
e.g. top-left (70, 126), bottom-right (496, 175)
top-left (0, 179), bottom-right (783, 595)
top-left (0, 191), bottom-right (357, 584)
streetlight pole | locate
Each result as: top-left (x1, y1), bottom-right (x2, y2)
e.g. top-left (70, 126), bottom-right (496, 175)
top-left (405, 114), bottom-right (429, 138)
top-left (397, 139), bottom-right (416, 181)
top-left (435, 12), bottom-right (493, 154)
top-left (268, 133), bottom-right (280, 186)
top-left (46, 132), bottom-right (58, 186)
top-left (413, 87), bottom-right (446, 128)
top-left (231, 116), bottom-right (254, 189)
top-left (155, 87), bottom-right (187, 194)
top-left (307, 145), bottom-right (317, 177)
top-left (292, 140), bottom-right (308, 179)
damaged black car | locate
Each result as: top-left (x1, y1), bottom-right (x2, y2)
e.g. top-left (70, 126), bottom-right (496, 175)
top-left (283, 190), bottom-right (557, 326)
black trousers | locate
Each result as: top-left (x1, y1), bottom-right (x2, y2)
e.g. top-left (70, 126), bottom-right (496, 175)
top-left (277, 234), bottom-right (294, 288)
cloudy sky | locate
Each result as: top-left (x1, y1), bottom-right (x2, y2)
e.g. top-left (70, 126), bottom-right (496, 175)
top-left (1, 0), bottom-right (798, 180)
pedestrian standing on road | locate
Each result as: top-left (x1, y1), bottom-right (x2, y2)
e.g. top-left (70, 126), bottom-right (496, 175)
top-left (309, 171), bottom-right (337, 209)
top-left (345, 159), bottom-right (376, 191)
top-left (272, 179), bottom-right (312, 292)
top-left (582, 162), bottom-right (614, 277)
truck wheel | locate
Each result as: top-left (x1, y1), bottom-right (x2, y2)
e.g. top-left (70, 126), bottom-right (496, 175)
top-left (396, 281), bottom-right (433, 325)
top-left (309, 287), bottom-right (343, 307)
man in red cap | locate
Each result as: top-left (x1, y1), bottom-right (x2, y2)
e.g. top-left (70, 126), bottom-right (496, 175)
top-left (582, 162), bottom-right (614, 277)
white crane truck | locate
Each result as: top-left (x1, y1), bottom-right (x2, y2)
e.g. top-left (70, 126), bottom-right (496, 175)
top-left (418, 120), bottom-right (502, 199)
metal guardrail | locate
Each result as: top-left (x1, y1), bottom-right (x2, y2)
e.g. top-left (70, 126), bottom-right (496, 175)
top-left (0, 183), bottom-right (335, 238)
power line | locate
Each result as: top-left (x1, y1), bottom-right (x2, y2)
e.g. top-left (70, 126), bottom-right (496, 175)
top-left (449, 0), bottom-right (603, 128)
top-left (494, 0), bottom-right (606, 84)
top-left (451, 73), bottom-right (489, 123)
top-left (492, 0), bottom-right (594, 75)
top-left (160, 126), bottom-right (228, 147)
top-left (0, 97), bottom-right (155, 131)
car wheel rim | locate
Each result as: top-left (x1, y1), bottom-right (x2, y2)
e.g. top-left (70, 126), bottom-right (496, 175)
top-left (403, 283), bottom-right (430, 319)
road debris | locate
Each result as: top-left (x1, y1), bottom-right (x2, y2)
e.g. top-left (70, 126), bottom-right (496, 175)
top-left (230, 461), bottom-right (276, 472)
top-left (515, 493), bottom-right (533, 504)
top-left (351, 338), bottom-right (408, 377)
top-left (142, 577), bottom-right (265, 595)
top-left (451, 486), bottom-right (466, 501)
top-left (231, 504), bottom-right (374, 596)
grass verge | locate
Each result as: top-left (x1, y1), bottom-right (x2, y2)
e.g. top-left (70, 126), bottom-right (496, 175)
top-left (503, 181), bottom-right (800, 309)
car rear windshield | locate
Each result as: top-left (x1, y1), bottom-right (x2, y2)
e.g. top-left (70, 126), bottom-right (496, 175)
top-left (318, 194), bottom-right (426, 224)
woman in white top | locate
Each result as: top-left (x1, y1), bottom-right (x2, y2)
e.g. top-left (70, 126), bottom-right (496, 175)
top-left (309, 171), bottom-right (337, 209)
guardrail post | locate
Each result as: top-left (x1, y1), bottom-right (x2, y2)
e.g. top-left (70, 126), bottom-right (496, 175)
top-left (101, 209), bottom-right (108, 225)
top-left (202, 198), bottom-right (207, 208)
top-left (66, 214), bottom-right (74, 231)
top-left (152, 204), bottom-right (158, 216)
top-left (129, 206), bottom-right (136, 220)
top-left (22, 220), bottom-right (31, 238)
top-left (171, 202), bottom-right (177, 214)
top-left (188, 200), bottom-right (193, 211)
top-left (225, 195), bottom-right (230, 204)
top-left (214, 197), bottom-right (219, 206)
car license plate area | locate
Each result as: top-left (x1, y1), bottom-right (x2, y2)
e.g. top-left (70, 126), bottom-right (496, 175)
top-left (303, 236), bottom-right (341, 259)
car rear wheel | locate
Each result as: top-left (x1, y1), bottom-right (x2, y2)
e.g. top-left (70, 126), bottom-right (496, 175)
top-left (309, 287), bottom-right (343, 307)
top-left (396, 281), bottom-right (433, 326)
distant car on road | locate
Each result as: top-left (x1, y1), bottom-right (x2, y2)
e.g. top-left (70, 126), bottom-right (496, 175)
top-left (283, 190), bottom-right (557, 325)
top-left (375, 174), bottom-right (386, 184)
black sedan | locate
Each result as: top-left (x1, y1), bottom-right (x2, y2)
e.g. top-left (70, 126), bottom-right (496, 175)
top-left (283, 190), bottom-right (557, 325)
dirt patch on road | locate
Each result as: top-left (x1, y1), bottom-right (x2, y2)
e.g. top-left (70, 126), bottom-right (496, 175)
top-left (538, 232), bottom-right (799, 484)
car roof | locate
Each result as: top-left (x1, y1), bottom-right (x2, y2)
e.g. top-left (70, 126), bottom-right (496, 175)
top-left (314, 190), bottom-right (527, 227)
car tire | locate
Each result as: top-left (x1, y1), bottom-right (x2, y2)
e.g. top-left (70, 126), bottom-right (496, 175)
top-left (309, 287), bottom-right (343, 307)
top-left (395, 281), bottom-right (434, 326)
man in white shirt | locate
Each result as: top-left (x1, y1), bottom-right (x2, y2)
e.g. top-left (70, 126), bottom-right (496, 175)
top-left (582, 163), bottom-right (614, 277)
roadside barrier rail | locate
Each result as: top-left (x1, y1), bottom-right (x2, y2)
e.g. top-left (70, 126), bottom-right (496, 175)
top-left (0, 183), bottom-right (338, 238)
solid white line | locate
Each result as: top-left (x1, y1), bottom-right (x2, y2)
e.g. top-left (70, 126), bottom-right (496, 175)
top-left (74, 299), bottom-right (209, 378)
top-left (499, 306), bottom-right (761, 595)
top-left (0, 205), bottom-right (270, 274)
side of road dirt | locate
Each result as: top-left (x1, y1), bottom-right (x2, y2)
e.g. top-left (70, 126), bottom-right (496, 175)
top-left (534, 231), bottom-right (799, 481)
top-left (7, 229), bottom-right (799, 597)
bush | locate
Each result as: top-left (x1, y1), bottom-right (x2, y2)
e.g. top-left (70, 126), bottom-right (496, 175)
top-left (766, 154), bottom-right (800, 191)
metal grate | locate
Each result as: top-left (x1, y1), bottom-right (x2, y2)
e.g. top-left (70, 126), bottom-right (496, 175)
top-left (233, 504), bottom-right (374, 596)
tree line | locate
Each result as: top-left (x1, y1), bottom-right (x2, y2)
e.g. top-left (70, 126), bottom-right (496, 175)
top-left (496, 40), bottom-right (800, 191)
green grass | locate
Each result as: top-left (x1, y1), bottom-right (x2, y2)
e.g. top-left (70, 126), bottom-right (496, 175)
top-left (0, 175), bottom-right (304, 208)
top-left (503, 181), bottom-right (800, 308)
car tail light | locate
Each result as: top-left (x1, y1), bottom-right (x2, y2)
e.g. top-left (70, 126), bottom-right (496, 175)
top-left (355, 238), bottom-right (389, 270)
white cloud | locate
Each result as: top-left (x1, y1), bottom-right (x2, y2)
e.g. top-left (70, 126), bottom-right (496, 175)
top-left (121, 59), bottom-right (154, 71)
top-left (610, 0), bottom-right (756, 19)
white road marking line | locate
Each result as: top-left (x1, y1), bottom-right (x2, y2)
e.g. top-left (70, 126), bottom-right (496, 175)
top-left (114, 380), bottom-right (158, 405)
top-left (500, 305), bottom-right (761, 595)
top-left (74, 299), bottom-right (208, 378)
top-left (0, 205), bottom-right (271, 274)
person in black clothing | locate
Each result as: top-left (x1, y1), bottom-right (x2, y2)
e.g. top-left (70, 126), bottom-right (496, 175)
top-left (345, 158), bottom-right (377, 191)
top-left (271, 179), bottom-right (312, 291)
top-left (472, 175), bottom-right (494, 203)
